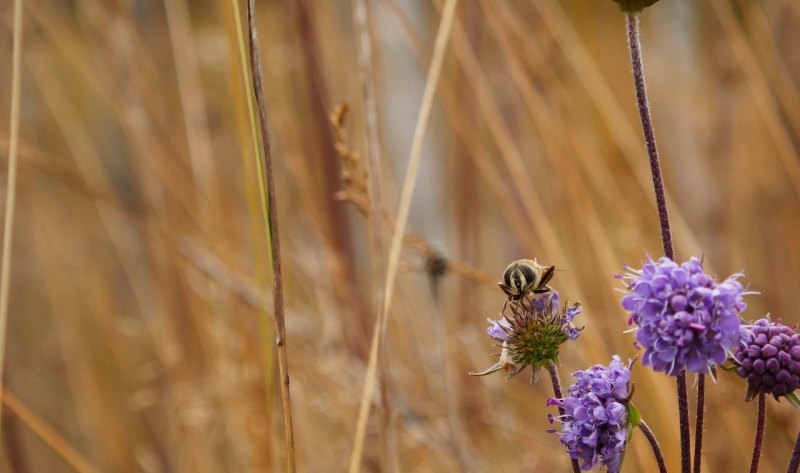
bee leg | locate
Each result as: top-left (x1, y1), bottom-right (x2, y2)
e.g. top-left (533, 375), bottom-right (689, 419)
top-left (538, 265), bottom-right (556, 289)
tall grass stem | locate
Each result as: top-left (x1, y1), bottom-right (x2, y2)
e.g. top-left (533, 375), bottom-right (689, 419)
top-left (348, 1), bottom-right (459, 471)
top-left (0, 0), bottom-right (24, 435)
top-left (2, 388), bottom-right (101, 473)
top-left (245, 1), bottom-right (295, 471)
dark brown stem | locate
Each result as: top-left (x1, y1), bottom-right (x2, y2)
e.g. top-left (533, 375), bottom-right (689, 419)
top-left (246, 2), bottom-right (295, 471)
top-left (627, 13), bottom-right (688, 473)
top-left (693, 374), bottom-right (705, 473)
top-left (750, 393), bottom-right (766, 473)
top-left (547, 361), bottom-right (581, 473)
top-left (626, 13), bottom-right (673, 260)
top-left (639, 420), bottom-right (667, 473)
top-left (787, 430), bottom-right (800, 473)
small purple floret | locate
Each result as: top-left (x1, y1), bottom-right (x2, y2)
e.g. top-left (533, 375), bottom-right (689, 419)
top-left (486, 317), bottom-right (511, 341)
top-left (620, 256), bottom-right (747, 376)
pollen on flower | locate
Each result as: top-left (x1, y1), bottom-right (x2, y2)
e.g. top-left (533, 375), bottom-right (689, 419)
top-left (619, 256), bottom-right (748, 376)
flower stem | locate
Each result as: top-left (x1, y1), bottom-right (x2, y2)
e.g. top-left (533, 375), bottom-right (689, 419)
top-left (547, 361), bottom-right (581, 473)
top-left (787, 430), bottom-right (800, 473)
top-left (639, 420), bottom-right (667, 473)
top-left (626, 13), bottom-right (689, 473)
top-left (693, 373), bottom-right (705, 473)
top-left (750, 393), bottom-right (766, 473)
top-left (625, 13), bottom-right (674, 260)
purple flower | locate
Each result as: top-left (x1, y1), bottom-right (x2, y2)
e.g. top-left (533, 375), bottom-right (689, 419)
top-left (548, 356), bottom-right (633, 472)
top-left (620, 256), bottom-right (747, 376)
top-left (734, 318), bottom-right (800, 399)
top-left (486, 317), bottom-right (511, 341)
top-left (473, 291), bottom-right (583, 382)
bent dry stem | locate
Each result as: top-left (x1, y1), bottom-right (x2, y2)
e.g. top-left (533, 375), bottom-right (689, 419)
top-left (625, 13), bottom-right (690, 473)
top-left (547, 361), bottom-right (581, 473)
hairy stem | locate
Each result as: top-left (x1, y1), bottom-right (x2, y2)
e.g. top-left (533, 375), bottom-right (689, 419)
top-left (547, 361), bottom-right (581, 473)
top-left (693, 373), bottom-right (705, 473)
top-left (787, 430), bottom-right (800, 473)
top-left (246, 1), bottom-right (295, 471)
top-left (750, 393), bottom-right (766, 473)
top-left (626, 13), bottom-right (689, 473)
top-left (625, 13), bottom-right (673, 259)
top-left (639, 420), bottom-right (667, 473)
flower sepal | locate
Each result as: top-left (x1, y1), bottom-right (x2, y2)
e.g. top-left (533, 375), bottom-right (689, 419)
top-left (745, 383), bottom-right (761, 403)
top-left (628, 401), bottom-right (642, 431)
top-left (785, 392), bottom-right (800, 410)
top-left (615, 401), bottom-right (641, 473)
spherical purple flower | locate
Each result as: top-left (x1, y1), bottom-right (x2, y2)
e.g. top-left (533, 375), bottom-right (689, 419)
top-left (620, 256), bottom-right (747, 376)
top-left (548, 356), bottom-right (633, 472)
top-left (734, 318), bottom-right (800, 399)
top-left (474, 291), bottom-right (583, 382)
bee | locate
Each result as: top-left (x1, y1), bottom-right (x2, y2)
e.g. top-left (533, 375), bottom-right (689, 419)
top-left (498, 259), bottom-right (555, 303)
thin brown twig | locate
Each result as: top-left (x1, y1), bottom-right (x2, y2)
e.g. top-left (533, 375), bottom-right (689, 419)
top-left (245, 1), bottom-right (295, 471)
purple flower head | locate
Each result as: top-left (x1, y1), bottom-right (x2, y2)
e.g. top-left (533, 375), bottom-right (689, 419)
top-left (734, 318), bottom-right (800, 400)
top-left (548, 356), bottom-right (633, 472)
top-left (474, 291), bottom-right (583, 382)
top-left (620, 256), bottom-right (747, 376)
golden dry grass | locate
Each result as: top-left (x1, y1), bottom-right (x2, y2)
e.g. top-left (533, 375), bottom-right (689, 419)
top-left (0, 0), bottom-right (799, 471)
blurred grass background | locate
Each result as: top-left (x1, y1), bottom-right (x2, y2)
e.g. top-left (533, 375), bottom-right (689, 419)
top-left (0, 0), bottom-right (799, 471)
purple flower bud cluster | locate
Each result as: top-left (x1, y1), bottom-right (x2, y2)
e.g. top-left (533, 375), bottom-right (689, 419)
top-left (548, 356), bottom-right (632, 472)
top-left (734, 319), bottom-right (800, 398)
top-left (620, 256), bottom-right (747, 376)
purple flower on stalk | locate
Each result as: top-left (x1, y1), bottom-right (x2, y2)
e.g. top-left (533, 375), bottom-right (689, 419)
top-left (548, 356), bottom-right (633, 472)
top-left (734, 318), bottom-right (800, 400)
top-left (619, 256), bottom-right (747, 376)
top-left (472, 291), bottom-right (583, 382)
